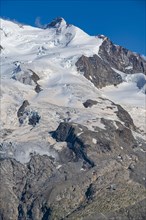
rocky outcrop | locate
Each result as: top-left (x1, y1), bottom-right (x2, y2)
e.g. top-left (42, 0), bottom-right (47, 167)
top-left (28, 111), bottom-right (41, 127)
top-left (69, 199), bottom-right (146, 220)
top-left (98, 97), bottom-right (136, 130)
top-left (52, 119), bottom-right (137, 168)
top-left (17, 101), bottom-right (40, 126)
top-left (1, 117), bottom-right (145, 220)
top-left (17, 100), bottom-right (29, 118)
top-left (46, 17), bottom-right (66, 29)
top-left (98, 35), bottom-right (146, 74)
top-left (34, 84), bottom-right (42, 93)
top-left (0, 116), bottom-right (145, 220)
top-left (75, 38), bottom-right (146, 89)
top-left (0, 158), bottom-right (26, 220)
top-left (76, 54), bottom-right (122, 88)
top-left (114, 103), bottom-right (136, 130)
top-left (0, 45), bottom-right (3, 52)
top-left (12, 68), bottom-right (42, 93)
top-left (52, 122), bottom-right (95, 167)
top-left (27, 69), bottom-right (39, 84)
top-left (27, 69), bottom-right (42, 93)
top-left (83, 99), bottom-right (98, 108)
top-left (0, 156), bottom-right (55, 220)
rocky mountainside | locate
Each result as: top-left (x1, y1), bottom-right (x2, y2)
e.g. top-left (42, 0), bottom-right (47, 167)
top-left (0, 17), bottom-right (146, 220)
top-left (98, 35), bottom-right (146, 74)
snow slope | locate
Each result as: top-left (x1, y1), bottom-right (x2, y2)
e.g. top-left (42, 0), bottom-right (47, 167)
top-left (101, 68), bottom-right (146, 133)
top-left (101, 68), bottom-right (146, 107)
top-left (0, 18), bottom-right (145, 163)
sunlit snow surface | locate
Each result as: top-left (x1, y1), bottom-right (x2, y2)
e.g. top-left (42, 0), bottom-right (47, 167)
top-left (0, 19), bottom-right (145, 163)
top-left (101, 68), bottom-right (146, 108)
top-left (101, 68), bottom-right (146, 134)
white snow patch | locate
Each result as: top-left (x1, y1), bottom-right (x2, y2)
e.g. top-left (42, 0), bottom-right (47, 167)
top-left (101, 81), bottom-right (145, 108)
top-left (125, 66), bottom-right (133, 70)
top-left (92, 138), bottom-right (97, 144)
top-left (56, 165), bottom-right (62, 169)
top-left (77, 132), bottom-right (83, 137)
top-left (53, 142), bottom-right (67, 151)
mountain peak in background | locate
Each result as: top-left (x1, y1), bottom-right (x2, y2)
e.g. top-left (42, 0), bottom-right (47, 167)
top-left (45, 16), bottom-right (68, 29)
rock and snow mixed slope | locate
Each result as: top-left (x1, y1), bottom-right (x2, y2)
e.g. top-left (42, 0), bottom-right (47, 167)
top-left (0, 17), bottom-right (146, 220)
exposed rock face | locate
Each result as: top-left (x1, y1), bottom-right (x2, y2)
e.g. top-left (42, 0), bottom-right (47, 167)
top-left (28, 69), bottom-right (42, 93)
top-left (28, 69), bottom-right (40, 84)
top-left (52, 122), bottom-right (95, 167)
top-left (34, 84), bottom-right (42, 93)
top-left (114, 103), bottom-right (136, 129)
top-left (0, 156), bottom-right (56, 220)
top-left (98, 35), bottom-right (146, 74)
top-left (76, 37), bottom-right (146, 89)
top-left (46, 17), bottom-right (66, 29)
top-left (83, 99), bottom-right (98, 108)
top-left (17, 100), bottom-right (29, 118)
top-left (76, 54), bottom-right (122, 88)
top-left (17, 101), bottom-right (40, 126)
top-left (28, 111), bottom-right (41, 127)
top-left (0, 118), bottom-right (146, 220)
top-left (12, 68), bottom-right (42, 93)
top-left (52, 120), bottom-right (137, 167)
top-left (0, 45), bottom-right (3, 52)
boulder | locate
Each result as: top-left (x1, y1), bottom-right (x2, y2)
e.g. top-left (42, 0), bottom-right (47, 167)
top-left (83, 99), bottom-right (98, 108)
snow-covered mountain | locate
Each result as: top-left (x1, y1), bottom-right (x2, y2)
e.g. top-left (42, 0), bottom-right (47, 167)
top-left (0, 17), bottom-right (146, 220)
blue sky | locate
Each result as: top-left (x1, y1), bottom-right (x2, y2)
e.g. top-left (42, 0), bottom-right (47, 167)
top-left (0, 0), bottom-right (145, 55)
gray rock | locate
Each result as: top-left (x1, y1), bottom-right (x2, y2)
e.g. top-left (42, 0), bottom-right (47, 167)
top-left (83, 99), bottom-right (98, 108)
top-left (17, 100), bottom-right (29, 118)
top-left (128, 163), bottom-right (135, 171)
top-left (98, 36), bottom-right (146, 74)
top-left (28, 69), bottom-right (40, 84)
top-left (0, 45), bottom-right (3, 52)
top-left (12, 68), bottom-right (42, 93)
top-left (114, 103), bottom-right (136, 129)
top-left (28, 111), bottom-right (41, 127)
top-left (46, 17), bottom-right (65, 29)
top-left (76, 54), bottom-right (122, 88)
top-left (83, 199), bottom-right (146, 220)
top-left (34, 84), bottom-right (42, 93)
top-left (28, 69), bottom-right (42, 93)
top-left (98, 97), bottom-right (136, 130)
top-left (17, 101), bottom-right (40, 126)
top-left (0, 130), bottom-right (145, 220)
top-left (51, 119), bottom-right (137, 167)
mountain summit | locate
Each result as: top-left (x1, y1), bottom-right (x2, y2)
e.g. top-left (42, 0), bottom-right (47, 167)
top-left (46, 16), bottom-right (68, 28)
top-left (0, 18), bottom-right (146, 220)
